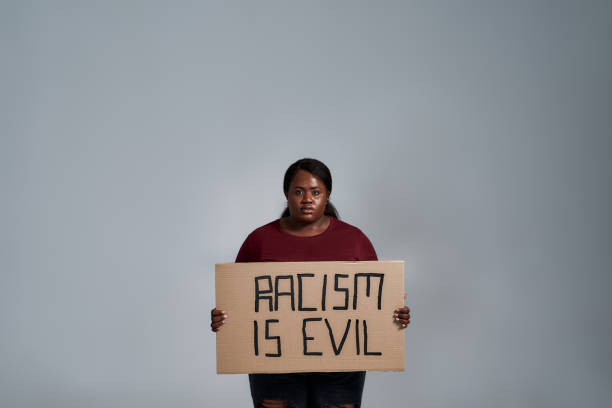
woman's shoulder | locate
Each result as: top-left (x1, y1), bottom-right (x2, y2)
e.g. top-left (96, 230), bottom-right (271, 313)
top-left (244, 219), bottom-right (281, 240)
top-left (235, 220), bottom-right (281, 262)
top-left (330, 218), bottom-right (378, 260)
top-left (331, 217), bottom-right (369, 236)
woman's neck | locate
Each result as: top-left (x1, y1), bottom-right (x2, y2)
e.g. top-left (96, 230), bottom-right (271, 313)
top-left (279, 215), bottom-right (331, 237)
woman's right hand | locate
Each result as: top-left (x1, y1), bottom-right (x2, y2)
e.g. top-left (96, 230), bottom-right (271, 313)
top-left (210, 308), bottom-right (227, 332)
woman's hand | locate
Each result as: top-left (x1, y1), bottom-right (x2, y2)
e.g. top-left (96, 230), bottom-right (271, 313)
top-left (394, 293), bottom-right (411, 329)
top-left (211, 308), bottom-right (227, 332)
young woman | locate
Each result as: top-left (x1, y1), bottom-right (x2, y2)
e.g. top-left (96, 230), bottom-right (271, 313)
top-left (211, 158), bottom-right (411, 408)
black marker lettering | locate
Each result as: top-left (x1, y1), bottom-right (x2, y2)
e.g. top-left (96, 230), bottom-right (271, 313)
top-left (254, 276), bottom-right (273, 312)
top-left (355, 319), bottom-right (360, 355)
top-left (297, 273), bottom-right (316, 311)
top-left (265, 319), bottom-right (281, 357)
top-left (274, 275), bottom-right (295, 311)
top-left (321, 274), bottom-right (327, 311)
top-left (253, 320), bottom-right (259, 356)
top-left (333, 274), bottom-right (349, 310)
top-left (353, 273), bottom-right (385, 310)
top-left (324, 318), bottom-right (352, 355)
top-left (363, 320), bottom-right (382, 356)
top-left (302, 317), bottom-right (323, 356)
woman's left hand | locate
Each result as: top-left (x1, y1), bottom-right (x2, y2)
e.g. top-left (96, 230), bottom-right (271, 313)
top-left (394, 293), bottom-right (411, 329)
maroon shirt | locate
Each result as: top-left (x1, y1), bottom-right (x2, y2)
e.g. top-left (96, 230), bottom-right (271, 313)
top-left (235, 216), bottom-right (378, 262)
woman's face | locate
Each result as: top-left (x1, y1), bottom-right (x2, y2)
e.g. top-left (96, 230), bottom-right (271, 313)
top-left (286, 170), bottom-right (329, 224)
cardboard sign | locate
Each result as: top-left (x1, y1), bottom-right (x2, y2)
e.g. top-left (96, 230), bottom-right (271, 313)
top-left (215, 261), bottom-right (404, 374)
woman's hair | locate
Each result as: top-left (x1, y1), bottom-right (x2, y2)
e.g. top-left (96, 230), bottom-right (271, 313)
top-left (281, 158), bottom-right (339, 218)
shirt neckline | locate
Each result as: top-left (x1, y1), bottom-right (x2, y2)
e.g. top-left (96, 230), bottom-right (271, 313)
top-left (274, 216), bottom-right (335, 238)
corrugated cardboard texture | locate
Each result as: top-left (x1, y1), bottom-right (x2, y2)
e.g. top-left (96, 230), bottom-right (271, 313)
top-left (215, 261), bottom-right (404, 374)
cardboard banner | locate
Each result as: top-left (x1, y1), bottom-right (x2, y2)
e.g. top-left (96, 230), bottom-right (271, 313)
top-left (215, 261), bottom-right (404, 374)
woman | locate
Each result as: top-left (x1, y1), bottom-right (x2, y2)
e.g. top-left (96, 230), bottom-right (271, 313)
top-left (211, 158), bottom-right (411, 408)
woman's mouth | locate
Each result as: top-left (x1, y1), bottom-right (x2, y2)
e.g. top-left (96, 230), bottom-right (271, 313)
top-left (300, 206), bottom-right (314, 214)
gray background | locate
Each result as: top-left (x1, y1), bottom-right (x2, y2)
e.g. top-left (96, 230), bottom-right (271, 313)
top-left (2, 1), bottom-right (611, 407)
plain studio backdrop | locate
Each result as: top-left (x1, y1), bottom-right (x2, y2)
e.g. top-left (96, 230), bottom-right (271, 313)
top-left (2, 1), bottom-right (611, 407)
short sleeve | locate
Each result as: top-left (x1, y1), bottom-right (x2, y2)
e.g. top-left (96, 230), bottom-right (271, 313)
top-left (357, 232), bottom-right (378, 261)
top-left (235, 233), bottom-right (254, 262)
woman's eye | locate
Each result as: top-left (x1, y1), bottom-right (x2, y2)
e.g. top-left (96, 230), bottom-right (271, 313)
top-left (312, 191), bottom-right (320, 196)
top-left (295, 190), bottom-right (302, 195)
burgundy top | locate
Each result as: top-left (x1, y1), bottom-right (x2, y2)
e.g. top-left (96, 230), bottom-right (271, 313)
top-left (235, 217), bottom-right (378, 263)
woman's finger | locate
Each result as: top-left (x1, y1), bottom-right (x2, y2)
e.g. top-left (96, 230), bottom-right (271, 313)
top-left (212, 315), bottom-right (227, 323)
top-left (211, 320), bottom-right (226, 330)
top-left (393, 311), bottom-right (409, 319)
top-left (211, 320), bottom-right (226, 328)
